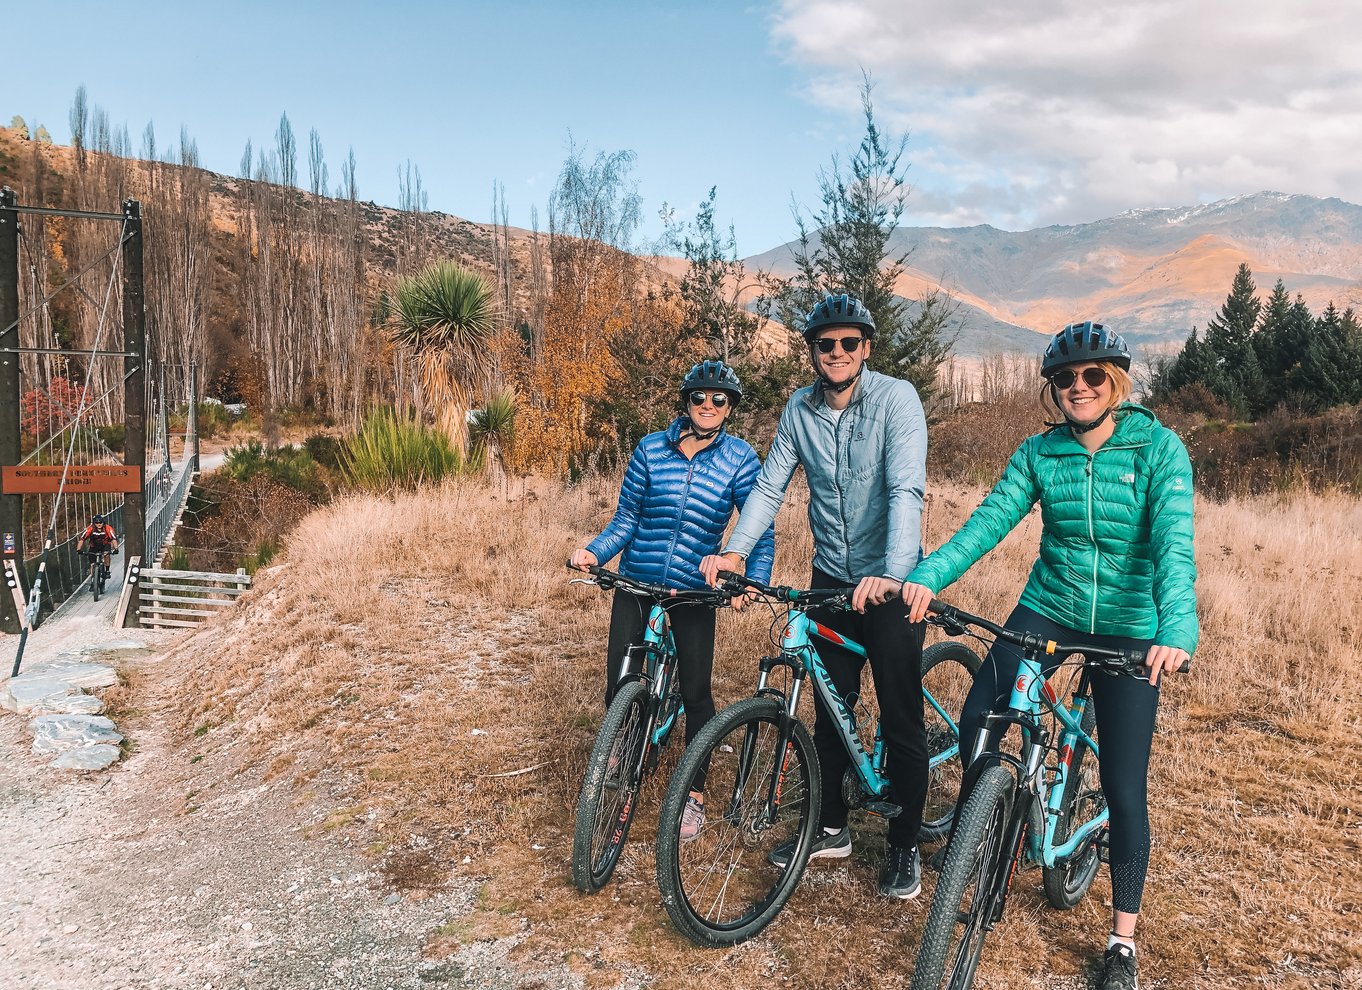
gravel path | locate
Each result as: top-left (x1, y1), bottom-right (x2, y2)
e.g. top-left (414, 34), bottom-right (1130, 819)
top-left (0, 623), bottom-right (575, 990)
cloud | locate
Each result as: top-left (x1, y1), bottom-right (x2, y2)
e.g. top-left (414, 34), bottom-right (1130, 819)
top-left (772, 0), bottom-right (1362, 228)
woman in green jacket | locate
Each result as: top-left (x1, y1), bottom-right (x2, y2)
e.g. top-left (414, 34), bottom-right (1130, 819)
top-left (902, 321), bottom-right (1196, 990)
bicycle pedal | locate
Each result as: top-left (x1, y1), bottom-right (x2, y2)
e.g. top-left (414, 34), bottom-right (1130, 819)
top-left (1095, 829), bottom-right (1111, 864)
top-left (863, 800), bottom-right (903, 819)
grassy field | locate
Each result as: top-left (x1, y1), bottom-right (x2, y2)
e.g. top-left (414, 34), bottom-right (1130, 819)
top-left (169, 474), bottom-right (1362, 989)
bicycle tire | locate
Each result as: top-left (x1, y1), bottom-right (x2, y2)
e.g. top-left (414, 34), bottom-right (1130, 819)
top-left (1042, 698), bottom-right (1103, 909)
top-left (656, 696), bottom-right (821, 947)
top-left (571, 681), bottom-right (651, 893)
top-left (911, 764), bottom-right (1017, 990)
top-left (919, 640), bottom-right (982, 842)
top-left (91, 563), bottom-right (101, 602)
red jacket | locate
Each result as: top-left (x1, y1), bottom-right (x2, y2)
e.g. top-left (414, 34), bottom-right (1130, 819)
top-left (81, 523), bottom-right (117, 548)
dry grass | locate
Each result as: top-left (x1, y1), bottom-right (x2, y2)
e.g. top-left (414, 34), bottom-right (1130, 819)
top-left (167, 473), bottom-right (1362, 989)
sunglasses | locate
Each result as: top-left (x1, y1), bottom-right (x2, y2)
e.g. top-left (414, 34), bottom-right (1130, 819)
top-left (687, 390), bottom-right (730, 408)
top-left (1050, 366), bottom-right (1109, 390)
top-left (812, 335), bottom-right (864, 354)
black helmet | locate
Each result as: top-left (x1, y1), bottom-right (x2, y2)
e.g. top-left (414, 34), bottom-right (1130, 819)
top-left (803, 293), bottom-right (875, 340)
top-left (1041, 321), bottom-right (1131, 377)
top-left (92, 514), bottom-right (105, 524)
top-left (680, 360), bottom-right (742, 403)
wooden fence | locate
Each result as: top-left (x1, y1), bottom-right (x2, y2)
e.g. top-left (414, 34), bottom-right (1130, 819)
top-left (136, 567), bottom-right (252, 628)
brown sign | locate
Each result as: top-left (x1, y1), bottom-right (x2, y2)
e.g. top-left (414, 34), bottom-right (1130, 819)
top-left (1, 464), bottom-right (143, 494)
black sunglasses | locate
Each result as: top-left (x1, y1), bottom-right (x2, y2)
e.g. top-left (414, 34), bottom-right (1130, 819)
top-left (812, 334), bottom-right (864, 354)
top-left (687, 390), bottom-right (730, 408)
top-left (1050, 366), bottom-right (1109, 390)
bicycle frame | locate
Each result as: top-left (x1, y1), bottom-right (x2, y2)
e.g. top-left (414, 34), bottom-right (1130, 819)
top-left (758, 609), bottom-right (964, 809)
top-left (612, 599), bottom-right (683, 748)
top-left (967, 648), bottom-right (1105, 869)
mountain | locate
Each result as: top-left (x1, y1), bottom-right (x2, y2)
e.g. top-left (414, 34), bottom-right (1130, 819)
top-left (745, 192), bottom-right (1362, 357)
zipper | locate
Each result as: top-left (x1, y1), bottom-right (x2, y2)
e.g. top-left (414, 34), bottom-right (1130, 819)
top-left (662, 432), bottom-right (722, 586)
top-left (833, 405), bottom-right (853, 577)
top-left (1084, 455), bottom-right (1098, 633)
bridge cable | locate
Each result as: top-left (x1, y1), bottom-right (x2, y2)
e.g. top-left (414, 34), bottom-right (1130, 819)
top-left (11, 219), bottom-right (130, 677)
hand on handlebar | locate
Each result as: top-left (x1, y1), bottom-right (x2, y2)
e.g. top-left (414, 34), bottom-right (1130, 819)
top-left (1144, 644), bottom-right (1190, 687)
top-left (569, 548), bottom-right (598, 572)
top-left (901, 581), bottom-right (937, 623)
top-left (701, 552), bottom-right (743, 588)
top-left (851, 576), bottom-right (902, 613)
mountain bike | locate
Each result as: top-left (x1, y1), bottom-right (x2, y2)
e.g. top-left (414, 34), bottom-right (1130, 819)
top-left (909, 599), bottom-right (1190, 990)
top-left (82, 549), bottom-right (110, 602)
top-left (569, 563), bottom-right (731, 893)
top-left (654, 572), bottom-right (980, 947)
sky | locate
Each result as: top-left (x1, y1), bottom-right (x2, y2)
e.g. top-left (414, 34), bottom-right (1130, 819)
top-left (5, 0), bottom-right (1361, 256)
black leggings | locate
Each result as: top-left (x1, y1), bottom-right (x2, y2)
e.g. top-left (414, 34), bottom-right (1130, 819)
top-left (809, 567), bottom-right (928, 848)
top-left (604, 590), bottom-right (718, 783)
top-left (959, 603), bottom-right (1159, 915)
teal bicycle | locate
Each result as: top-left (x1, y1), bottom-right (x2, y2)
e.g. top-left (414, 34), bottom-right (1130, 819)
top-left (569, 563), bottom-right (730, 893)
top-left (909, 599), bottom-right (1189, 990)
top-left (654, 572), bottom-right (980, 947)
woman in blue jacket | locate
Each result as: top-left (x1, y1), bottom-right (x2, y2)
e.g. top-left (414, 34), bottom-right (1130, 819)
top-left (571, 360), bottom-right (775, 839)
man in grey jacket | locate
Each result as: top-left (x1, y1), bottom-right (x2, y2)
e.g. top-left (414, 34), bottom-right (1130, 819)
top-left (699, 292), bottom-right (929, 899)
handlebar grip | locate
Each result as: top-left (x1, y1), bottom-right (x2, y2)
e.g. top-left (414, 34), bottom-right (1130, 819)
top-left (1178, 658), bottom-right (1192, 674)
top-left (929, 598), bottom-right (950, 614)
top-left (718, 570), bottom-right (743, 583)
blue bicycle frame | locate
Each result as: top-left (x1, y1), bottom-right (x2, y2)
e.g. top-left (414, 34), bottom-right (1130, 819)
top-left (616, 600), bottom-right (683, 748)
top-left (970, 651), bottom-right (1105, 868)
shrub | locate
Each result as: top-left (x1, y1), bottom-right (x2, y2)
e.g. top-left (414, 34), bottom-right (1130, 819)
top-left (340, 408), bottom-right (474, 492)
top-left (304, 433), bottom-right (345, 472)
top-left (222, 441), bottom-right (326, 500)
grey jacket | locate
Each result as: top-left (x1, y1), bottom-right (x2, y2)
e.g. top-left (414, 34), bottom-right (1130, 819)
top-left (725, 369), bottom-right (927, 584)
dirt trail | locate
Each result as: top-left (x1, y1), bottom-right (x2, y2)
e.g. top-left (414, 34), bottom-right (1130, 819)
top-left (0, 630), bottom-right (573, 990)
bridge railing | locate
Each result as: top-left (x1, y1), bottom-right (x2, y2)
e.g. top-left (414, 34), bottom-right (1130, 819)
top-left (145, 454), bottom-right (196, 567)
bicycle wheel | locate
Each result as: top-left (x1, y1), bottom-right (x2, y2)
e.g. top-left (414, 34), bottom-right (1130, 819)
top-left (1043, 699), bottom-right (1103, 909)
top-left (571, 681), bottom-right (651, 893)
top-left (919, 640), bottom-right (982, 842)
top-left (656, 696), bottom-right (820, 947)
top-left (90, 563), bottom-right (101, 602)
top-left (911, 764), bottom-right (1017, 990)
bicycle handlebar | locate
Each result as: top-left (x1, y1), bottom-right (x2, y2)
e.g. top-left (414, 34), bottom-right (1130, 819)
top-left (717, 571), bottom-right (856, 608)
top-left (926, 598), bottom-right (1191, 676)
top-left (565, 561), bottom-right (733, 606)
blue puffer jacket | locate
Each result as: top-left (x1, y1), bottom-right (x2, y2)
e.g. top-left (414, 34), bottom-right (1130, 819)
top-left (587, 418), bottom-right (775, 590)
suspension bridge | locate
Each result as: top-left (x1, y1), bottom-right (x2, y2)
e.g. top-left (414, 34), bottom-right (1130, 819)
top-left (0, 187), bottom-right (202, 673)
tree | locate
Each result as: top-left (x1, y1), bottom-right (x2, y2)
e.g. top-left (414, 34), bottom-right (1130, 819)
top-left (664, 187), bottom-right (766, 362)
top-left (767, 76), bottom-right (954, 401)
top-left (1202, 262), bottom-right (1264, 415)
top-left (9, 115), bottom-right (28, 139)
top-left (390, 261), bottom-right (499, 453)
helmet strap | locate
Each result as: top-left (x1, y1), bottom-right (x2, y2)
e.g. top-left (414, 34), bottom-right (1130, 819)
top-left (819, 364), bottom-right (862, 395)
top-left (679, 419), bottom-right (723, 443)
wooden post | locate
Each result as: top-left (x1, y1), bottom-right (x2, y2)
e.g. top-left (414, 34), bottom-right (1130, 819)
top-left (188, 360), bottom-right (200, 472)
top-left (0, 188), bottom-right (22, 634)
top-left (122, 198), bottom-right (146, 628)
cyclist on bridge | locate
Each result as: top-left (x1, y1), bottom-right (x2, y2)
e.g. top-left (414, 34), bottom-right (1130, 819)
top-left (77, 513), bottom-right (118, 583)
top-left (570, 360), bottom-right (775, 841)
top-left (901, 321), bottom-right (1198, 990)
top-left (701, 293), bottom-right (931, 901)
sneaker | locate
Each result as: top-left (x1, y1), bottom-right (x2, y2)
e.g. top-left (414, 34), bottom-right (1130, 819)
top-left (1099, 944), bottom-right (1139, 990)
top-left (767, 826), bottom-right (851, 868)
top-left (878, 843), bottom-right (922, 899)
top-left (680, 795), bottom-right (705, 842)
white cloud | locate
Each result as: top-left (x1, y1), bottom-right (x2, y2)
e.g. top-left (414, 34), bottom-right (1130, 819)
top-left (772, 0), bottom-right (1362, 228)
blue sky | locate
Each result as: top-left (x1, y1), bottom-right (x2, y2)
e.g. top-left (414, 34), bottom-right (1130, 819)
top-left (6, 0), bottom-right (1360, 256)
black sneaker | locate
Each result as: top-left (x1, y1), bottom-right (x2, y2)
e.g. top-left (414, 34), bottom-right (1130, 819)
top-left (878, 843), bottom-right (922, 899)
top-left (767, 826), bottom-right (851, 868)
top-left (1099, 944), bottom-right (1139, 990)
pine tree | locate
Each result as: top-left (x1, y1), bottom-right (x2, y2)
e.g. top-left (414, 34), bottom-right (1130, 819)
top-left (1203, 262), bottom-right (1264, 415)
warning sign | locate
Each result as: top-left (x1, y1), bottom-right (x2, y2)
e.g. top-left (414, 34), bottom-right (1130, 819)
top-left (1, 464), bottom-right (143, 494)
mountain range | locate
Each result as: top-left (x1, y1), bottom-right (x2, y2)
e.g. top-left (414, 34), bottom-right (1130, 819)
top-left (744, 192), bottom-right (1362, 358)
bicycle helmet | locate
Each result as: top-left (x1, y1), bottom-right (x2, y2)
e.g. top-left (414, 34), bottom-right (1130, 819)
top-left (1041, 321), bottom-right (1131, 377)
top-left (92, 514), bottom-right (105, 524)
top-left (679, 360), bottom-right (742, 403)
top-left (803, 293), bottom-right (876, 341)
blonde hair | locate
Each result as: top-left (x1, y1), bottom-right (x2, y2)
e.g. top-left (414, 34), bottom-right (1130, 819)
top-left (1040, 361), bottom-right (1132, 421)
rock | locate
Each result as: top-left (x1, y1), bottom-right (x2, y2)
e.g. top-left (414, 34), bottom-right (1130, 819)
top-left (79, 640), bottom-right (145, 654)
top-left (2, 676), bottom-right (74, 714)
top-left (36, 693), bottom-right (105, 716)
top-left (51, 744), bottom-right (120, 771)
top-left (30, 714), bottom-right (123, 755)
top-left (383, 893), bottom-right (401, 905)
top-left (38, 662), bottom-right (118, 690)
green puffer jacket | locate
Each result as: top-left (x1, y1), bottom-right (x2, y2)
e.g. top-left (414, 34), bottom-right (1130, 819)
top-left (907, 403), bottom-right (1198, 654)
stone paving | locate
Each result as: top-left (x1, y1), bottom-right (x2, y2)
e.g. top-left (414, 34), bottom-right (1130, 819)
top-left (2, 549), bottom-right (173, 772)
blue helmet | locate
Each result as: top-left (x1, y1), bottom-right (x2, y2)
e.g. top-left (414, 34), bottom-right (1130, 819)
top-left (680, 360), bottom-right (742, 403)
top-left (804, 293), bottom-right (875, 340)
top-left (1041, 321), bottom-right (1131, 377)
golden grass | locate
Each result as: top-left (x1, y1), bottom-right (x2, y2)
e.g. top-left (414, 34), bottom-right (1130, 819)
top-left (169, 474), bottom-right (1362, 989)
